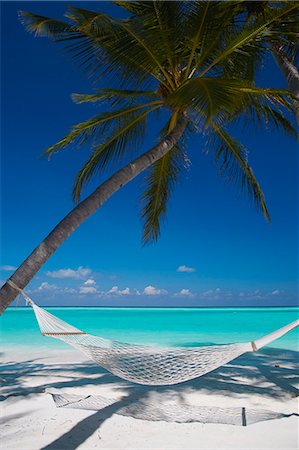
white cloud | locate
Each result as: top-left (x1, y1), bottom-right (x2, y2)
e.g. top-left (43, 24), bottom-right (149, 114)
top-left (65, 288), bottom-right (77, 294)
top-left (200, 288), bottom-right (222, 298)
top-left (251, 289), bottom-right (262, 299)
top-left (1, 265), bottom-right (17, 271)
top-left (271, 289), bottom-right (280, 295)
top-left (143, 285), bottom-right (168, 296)
top-left (46, 266), bottom-right (91, 279)
top-left (108, 286), bottom-right (119, 294)
top-left (107, 286), bottom-right (131, 296)
top-left (120, 287), bottom-right (130, 295)
top-left (28, 282), bottom-right (76, 295)
top-left (84, 279), bottom-right (96, 286)
top-left (177, 265), bottom-right (196, 273)
top-left (201, 289), bottom-right (214, 296)
top-left (38, 282), bottom-right (57, 291)
top-left (175, 288), bottom-right (194, 297)
top-left (79, 286), bottom-right (97, 294)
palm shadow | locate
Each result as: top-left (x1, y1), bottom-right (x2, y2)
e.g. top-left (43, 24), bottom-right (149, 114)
top-left (2, 346), bottom-right (298, 450)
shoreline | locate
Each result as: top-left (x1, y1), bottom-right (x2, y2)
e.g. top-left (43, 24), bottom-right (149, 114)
top-left (1, 345), bottom-right (298, 449)
top-left (6, 305), bottom-right (299, 310)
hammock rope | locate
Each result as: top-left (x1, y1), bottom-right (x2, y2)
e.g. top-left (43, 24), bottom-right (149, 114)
top-left (8, 280), bottom-right (298, 386)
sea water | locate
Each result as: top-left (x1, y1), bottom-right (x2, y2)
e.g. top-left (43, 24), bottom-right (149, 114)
top-left (1, 307), bottom-right (298, 351)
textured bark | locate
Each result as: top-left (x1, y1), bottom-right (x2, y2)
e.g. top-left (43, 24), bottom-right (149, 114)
top-left (0, 115), bottom-right (187, 314)
top-left (271, 43), bottom-right (299, 123)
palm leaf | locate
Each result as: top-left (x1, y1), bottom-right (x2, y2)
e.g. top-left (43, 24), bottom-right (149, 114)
top-left (141, 143), bottom-right (189, 244)
top-left (115, 1), bottom-right (186, 71)
top-left (18, 11), bottom-right (76, 37)
top-left (199, 2), bottom-right (299, 77)
top-left (72, 88), bottom-right (160, 105)
top-left (45, 101), bottom-right (162, 158)
top-left (167, 78), bottom-right (295, 125)
top-left (208, 125), bottom-right (270, 221)
top-left (184, 1), bottom-right (242, 79)
top-left (19, 8), bottom-right (163, 88)
top-left (242, 95), bottom-right (298, 138)
top-left (141, 115), bottom-right (191, 243)
top-left (185, 0), bottom-right (211, 79)
top-left (66, 5), bottom-right (178, 88)
top-left (73, 104), bottom-right (161, 200)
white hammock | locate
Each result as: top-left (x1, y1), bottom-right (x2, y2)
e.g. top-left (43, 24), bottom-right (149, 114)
top-left (13, 284), bottom-right (299, 386)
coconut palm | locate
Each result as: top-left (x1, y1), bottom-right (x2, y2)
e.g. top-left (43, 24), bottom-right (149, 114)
top-left (0, 1), bottom-right (298, 313)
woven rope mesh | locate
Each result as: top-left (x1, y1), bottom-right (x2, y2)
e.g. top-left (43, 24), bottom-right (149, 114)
top-left (85, 341), bottom-right (249, 385)
top-left (32, 304), bottom-right (83, 335)
top-left (29, 301), bottom-right (298, 386)
top-left (46, 329), bottom-right (250, 385)
top-left (48, 391), bottom-right (288, 426)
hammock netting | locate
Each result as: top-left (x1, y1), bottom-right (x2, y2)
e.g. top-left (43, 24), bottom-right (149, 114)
top-left (6, 283), bottom-right (298, 425)
top-left (16, 287), bottom-right (297, 386)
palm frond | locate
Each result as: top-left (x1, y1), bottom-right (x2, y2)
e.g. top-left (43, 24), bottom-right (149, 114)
top-left (73, 104), bottom-right (161, 200)
top-left (45, 101), bottom-right (162, 158)
top-left (242, 95), bottom-right (298, 138)
top-left (166, 78), bottom-right (247, 123)
top-left (184, 1), bottom-right (241, 79)
top-left (141, 143), bottom-right (188, 244)
top-left (65, 5), bottom-right (179, 88)
top-left (185, 1), bottom-right (211, 79)
top-left (208, 125), bottom-right (270, 221)
top-left (115, 0), bottom-right (187, 70)
top-left (72, 88), bottom-right (159, 105)
top-left (18, 10), bottom-right (76, 37)
top-left (167, 78), bottom-right (295, 126)
top-left (141, 114), bottom-right (191, 244)
top-left (198, 2), bottom-right (299, 77)
top-left (19, 8), bottom-right (164, 88)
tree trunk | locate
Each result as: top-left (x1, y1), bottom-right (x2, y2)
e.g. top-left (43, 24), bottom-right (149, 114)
top-left (271, 43), bottom-right (299, 123)
top-left (0, 114), bottom-right (187, 314)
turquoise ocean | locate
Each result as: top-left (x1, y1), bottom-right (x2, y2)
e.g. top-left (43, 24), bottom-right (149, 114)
top-left (1, 307), bottom-right (298, 351)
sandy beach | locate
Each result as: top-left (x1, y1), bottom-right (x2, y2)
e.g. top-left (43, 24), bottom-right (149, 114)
top-left (1, 1), bottom-right (299, 449)
top-left (1, 346), bottom-right (298, 450)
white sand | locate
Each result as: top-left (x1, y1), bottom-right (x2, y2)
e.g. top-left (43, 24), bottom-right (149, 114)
top-left (1, 346), bottom-right (298, 449)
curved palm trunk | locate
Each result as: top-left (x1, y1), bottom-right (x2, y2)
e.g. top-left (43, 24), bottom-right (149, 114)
top-left (0, 114), bottom-right (187, 314)
top-left (271, 43), bottom-right (299, 123)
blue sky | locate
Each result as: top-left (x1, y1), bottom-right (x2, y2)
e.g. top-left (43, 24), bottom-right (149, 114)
top-left (1, 1), bottom-right (298, 307)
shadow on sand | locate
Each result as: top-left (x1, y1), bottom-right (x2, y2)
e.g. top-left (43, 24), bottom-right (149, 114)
top-left (1, 347), bottom-right (298, 449)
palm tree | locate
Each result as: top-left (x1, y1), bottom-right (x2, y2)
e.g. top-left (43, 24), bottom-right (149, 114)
top-left (0, 1), bottom-right (298, 314)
